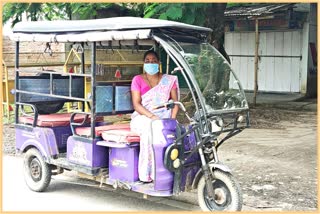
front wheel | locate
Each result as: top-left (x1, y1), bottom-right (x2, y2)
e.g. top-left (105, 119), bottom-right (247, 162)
top-left (23, 148), bottom-right (52, 192)
top-left (197, 169), bottom-right (242, 211)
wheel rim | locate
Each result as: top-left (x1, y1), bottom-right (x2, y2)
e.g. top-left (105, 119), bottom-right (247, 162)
top-left (29, 157), bottom-right (42, 182)
top-left (203, 180), bottom-right (232, 210)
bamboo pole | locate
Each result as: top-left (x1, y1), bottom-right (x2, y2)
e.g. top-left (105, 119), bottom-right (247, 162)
top-left (4, 64), bottom-right (10, 120)
top-left (2, 60), bottom-right (10, 120)
top-left (253, 19), bottom-right (259, 106)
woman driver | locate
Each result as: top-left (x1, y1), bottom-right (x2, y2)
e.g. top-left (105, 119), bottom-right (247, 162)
top-left (130, 50), bottom-right (179, 182)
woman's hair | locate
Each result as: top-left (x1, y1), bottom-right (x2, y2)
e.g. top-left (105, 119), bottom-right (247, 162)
top-left (143, 50), bottom-right (159, 61)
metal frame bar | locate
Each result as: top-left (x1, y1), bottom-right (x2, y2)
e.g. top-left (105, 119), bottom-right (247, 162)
top-left (81, 42), bottom-right (85, 112)
top-left (90, 42), bottom-right (97, 139)
top-left (16, 102), bottom-right (38, 127)
top-left (14, 42), bottom-right (20, 124)
top-left (16, 90), bottom-right (90, 102)
top-left (4, 61), bottom-right (144, 68)
top-left (18, 70), bottom-right (91, 77)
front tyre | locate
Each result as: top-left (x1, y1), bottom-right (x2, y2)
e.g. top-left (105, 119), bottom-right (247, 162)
top-left (24, 148), bottom-right (52, 192)
top-left (197, 169), bottom-right (242, 211)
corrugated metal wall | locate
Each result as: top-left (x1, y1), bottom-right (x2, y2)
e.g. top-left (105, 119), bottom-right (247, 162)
top-left (225, 30), bottom-right (302, 92)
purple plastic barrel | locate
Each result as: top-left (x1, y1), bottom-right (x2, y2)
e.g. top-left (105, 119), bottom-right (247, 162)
top-left (152, 119), bottom-right (177, 191)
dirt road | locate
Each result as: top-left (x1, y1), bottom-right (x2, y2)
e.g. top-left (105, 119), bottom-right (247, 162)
top-left (2, 106), bottom-right (317, 211)
top-left (220, 109), bottom-right (317, 211)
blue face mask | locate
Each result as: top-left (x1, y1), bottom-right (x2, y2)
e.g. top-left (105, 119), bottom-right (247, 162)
top-left (144, 63), bottom-right (159, 75)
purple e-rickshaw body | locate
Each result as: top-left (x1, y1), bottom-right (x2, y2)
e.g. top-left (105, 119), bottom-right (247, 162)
top-left (16, 118), bottom-right (200, 197)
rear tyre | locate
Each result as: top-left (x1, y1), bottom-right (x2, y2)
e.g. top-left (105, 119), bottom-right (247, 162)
top-left (197, 169), bottom-right (242, 211)
top-left (24, 148), bottom-right (52, 192)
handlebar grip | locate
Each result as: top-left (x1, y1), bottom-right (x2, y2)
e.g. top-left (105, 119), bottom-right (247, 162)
top-left (153, 100), bottom-right (176, 110)
top-left (152, 104), bottom-right (165, 110)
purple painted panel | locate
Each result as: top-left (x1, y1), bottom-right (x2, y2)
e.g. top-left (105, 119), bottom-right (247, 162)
top-left (15, 127), bottom-right (59, 157)
top-left (51, 126), bottom-right (72, 151)
top-left (67, 137), bottom-right (108, 168)
top-left (109, 145), bottom-right (139, 182)
top-left (180, 129), bottom-right (201, 191)
top-left (184, 131), bottom-right (200, 164)
top-left (152, 119), bottom-right (176, 191)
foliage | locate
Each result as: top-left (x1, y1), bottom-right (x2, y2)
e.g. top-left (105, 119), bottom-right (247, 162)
top-left (144, 3), bottom-right (207, 26)
top-left (3, 3), bottom-right (115, 26)
top-left (226, 3), bottom-right (252, 8)
top-left (69, 3), bottom-right (113, 19)
top-left (3, 3), bottom-right (36, 27)
top-left (3, 3), bottom-right (225, 31)
top-left (120, 3), bottom-right (145, 17)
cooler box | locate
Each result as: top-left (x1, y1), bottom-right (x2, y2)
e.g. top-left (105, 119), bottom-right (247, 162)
top-left (109, 144), bottom-right (139, 182)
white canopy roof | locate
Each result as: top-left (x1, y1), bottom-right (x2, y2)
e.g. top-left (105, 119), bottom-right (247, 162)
top-left (11, 17), bottom-right (211, 42)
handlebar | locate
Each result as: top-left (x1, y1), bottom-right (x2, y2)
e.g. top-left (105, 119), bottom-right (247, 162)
top-left (153, 100), bottom-right (186, 111)
top-left (153, 100), bottom-right (193, 122)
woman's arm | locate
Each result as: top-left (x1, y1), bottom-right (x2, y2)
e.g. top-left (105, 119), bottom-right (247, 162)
top-left (131, 91), bottom-right (159, 119)
top-left (170, 88), bottom-right (179, 119)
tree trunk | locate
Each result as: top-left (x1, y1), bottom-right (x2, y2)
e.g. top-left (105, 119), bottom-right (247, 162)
top-left (205, 3), bottom-right (230, 64)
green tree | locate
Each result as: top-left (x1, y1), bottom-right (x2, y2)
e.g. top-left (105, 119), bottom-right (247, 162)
top-left (143, 3), bottom-right (229, 63)
top-left (143, 3), bottom-right (231, 103)
top-left (3, 3), bottom-right (42, 27)
top-left (3, 3), bottom-right (123, 26)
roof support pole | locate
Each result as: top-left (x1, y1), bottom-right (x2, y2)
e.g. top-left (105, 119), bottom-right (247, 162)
top-left (253, 19), bottom-right (259, 106)
top-left (90, 42), bottom-right (96, 139)
top-left (14, 42), bottom-right (20, 124)
top-left (81, 42), bottom-right (85, 112)
top-left (166, 54), bottom-right (170, 74)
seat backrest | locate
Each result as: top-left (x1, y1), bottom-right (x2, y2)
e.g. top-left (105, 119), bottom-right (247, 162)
top-left (19, 113), bottom-right (103, 127)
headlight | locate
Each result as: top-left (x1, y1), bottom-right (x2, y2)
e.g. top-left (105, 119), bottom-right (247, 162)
top-left (170, 148), bottom-right (179, 160)
top-left (173, 159), bottom-right (180, 168)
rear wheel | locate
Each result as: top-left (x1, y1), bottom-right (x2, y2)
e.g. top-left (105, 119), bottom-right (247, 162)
top-left (197, 169), bottom-right (242, 211)
top-left (24, 148), bottom-right (52, 192)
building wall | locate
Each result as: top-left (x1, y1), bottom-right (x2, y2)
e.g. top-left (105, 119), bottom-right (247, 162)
top-left (224, 5), bottom-right (316, 94)
top-left (225, 30), bottom-right (302, 93)
top-left (2, 36), bottom-right (65, 80)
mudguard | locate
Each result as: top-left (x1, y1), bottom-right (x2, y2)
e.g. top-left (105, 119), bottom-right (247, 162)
top-left (191, 162), bottom-right (231, 189)
top-left (16, 126), bottom-right (59, 160)
top-left (209, 162), bottom-right (231, 173)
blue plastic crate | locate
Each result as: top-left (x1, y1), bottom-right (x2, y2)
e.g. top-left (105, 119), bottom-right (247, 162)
top-left (96, 86), bottom-right (113, 113)
top-left (115, 86), bottom-right (133, 111)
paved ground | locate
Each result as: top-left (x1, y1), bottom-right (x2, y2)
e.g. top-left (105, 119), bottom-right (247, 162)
top-left (2, 155), bottom-right (201, 211)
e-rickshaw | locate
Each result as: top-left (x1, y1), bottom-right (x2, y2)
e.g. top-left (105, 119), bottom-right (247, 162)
top-left (12, 17), bottom-right (250, 211)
